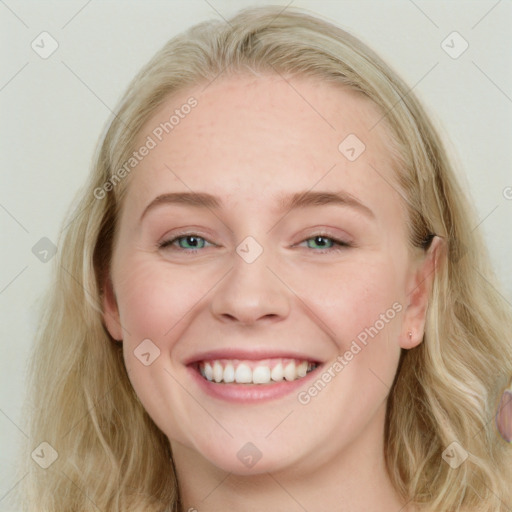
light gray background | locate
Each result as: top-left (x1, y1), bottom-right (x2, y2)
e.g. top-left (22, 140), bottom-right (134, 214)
top-left (1, 1), bottom-right (511, 509)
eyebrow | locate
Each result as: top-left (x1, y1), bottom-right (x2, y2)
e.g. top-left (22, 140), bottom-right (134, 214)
top-left (140, 190), bottom-right (375, 221)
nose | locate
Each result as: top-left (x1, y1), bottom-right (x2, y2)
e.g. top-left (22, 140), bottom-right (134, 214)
top-left (209, 247), bottom-right (291, 326)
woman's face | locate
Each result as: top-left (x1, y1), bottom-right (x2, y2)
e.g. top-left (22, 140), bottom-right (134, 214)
top-left (103, 73), bottom-right (433, 475)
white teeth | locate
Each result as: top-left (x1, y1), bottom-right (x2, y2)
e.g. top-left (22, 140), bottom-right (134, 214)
top-left (223, 363), bottom-right (235, 383)
top-left (213, 361), bottom-right (223, 383)
top-left (297, 361), bottom-right (308, 378)
top-left (204, 362), bottom-right (213, 381)
top-left (235, 363), bottom-right (252, 383)
top-left (252, 366), bottom-right (271, 384)
top-left (271, 362), bottom-right (284, 382)
top-left (198, 358), bottom-right (318, 385)
top-left (283, 362), bottom-right (296, 381)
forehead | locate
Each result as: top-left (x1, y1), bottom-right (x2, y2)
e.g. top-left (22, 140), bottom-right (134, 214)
top-left (125, 73), bottom-right (403, 220)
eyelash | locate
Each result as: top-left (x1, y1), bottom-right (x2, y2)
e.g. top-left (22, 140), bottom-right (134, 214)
top-left (157, 232), bottom-right (351, 254)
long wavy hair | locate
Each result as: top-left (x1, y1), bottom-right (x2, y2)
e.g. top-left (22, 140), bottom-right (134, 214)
top-left (17, 5), bottom-right (512, 511)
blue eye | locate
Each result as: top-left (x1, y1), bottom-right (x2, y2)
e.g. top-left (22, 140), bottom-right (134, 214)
top-left (159, 234), bottom-right (212, 251)
top-left (300, 235), bottom-right (350, 253)
top-left (158, 233), bottom-right (350, 253)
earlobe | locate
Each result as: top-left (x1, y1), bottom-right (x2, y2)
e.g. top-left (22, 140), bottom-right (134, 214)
top-left (400, 236), bottom-right (446, 350)
top-left (101, 273), bottom-right (123, 342)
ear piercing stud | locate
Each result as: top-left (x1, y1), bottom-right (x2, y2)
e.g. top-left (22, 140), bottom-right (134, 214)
top-left (408, 331), bottom-right (413, 340)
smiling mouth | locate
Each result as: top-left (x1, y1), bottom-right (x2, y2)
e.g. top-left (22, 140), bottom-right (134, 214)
top-left (195, 358), bottom-right (319, 385)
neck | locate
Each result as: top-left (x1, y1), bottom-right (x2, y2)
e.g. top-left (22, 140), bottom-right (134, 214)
top-left (171, 402), bottom-right (413, 512)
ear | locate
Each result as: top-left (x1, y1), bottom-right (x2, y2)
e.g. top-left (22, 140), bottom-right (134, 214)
top-left (400, 236), bottom-right (445, 349)
top-left (101, 272), bottom-right (123, 342)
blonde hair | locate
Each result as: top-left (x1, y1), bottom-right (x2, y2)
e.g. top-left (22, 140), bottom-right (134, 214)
top-left (17, 5), bottom-right (512, 511)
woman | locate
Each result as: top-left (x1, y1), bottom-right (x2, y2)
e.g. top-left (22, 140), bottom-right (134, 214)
top-left (18, 5), bottom-right (512, 511)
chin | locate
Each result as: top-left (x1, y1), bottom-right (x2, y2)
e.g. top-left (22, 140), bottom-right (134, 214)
top-left (179, 433), bottom-right (306, 476)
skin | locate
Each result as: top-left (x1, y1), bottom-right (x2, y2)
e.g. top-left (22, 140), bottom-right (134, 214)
top-left (103, 73), bottom-right (440, 511)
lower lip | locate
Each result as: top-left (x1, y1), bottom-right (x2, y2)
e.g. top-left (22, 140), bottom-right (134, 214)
top-left (187, 364), bottom-right (322, 403)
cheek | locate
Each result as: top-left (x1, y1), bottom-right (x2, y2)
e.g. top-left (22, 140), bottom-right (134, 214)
top-left (298, 256), bottom-right (404, 336)
top-left (299, 255), bottom-right (404, 381)
top-left (115, 259), bottom-right (210, 344)
top-left (297, 257), bottom-right (405, 426)
top-left (113, 260), bottom-right (208, 440)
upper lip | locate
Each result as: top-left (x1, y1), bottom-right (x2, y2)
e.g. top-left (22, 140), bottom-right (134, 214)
top-left (184, 348), bottom-right (323, 366)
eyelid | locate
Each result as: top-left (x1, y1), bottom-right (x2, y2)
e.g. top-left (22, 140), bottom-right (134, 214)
top-left (157, 230), bottom-right (216, 249)
top-left (294, 232), bottom-right (352, 252)
top-left (157, 229), bottom-right (353, 254)
top-left (294, 227), bottom-right (354, 246)
top-left (157, 226), bottom-right (215, 242)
